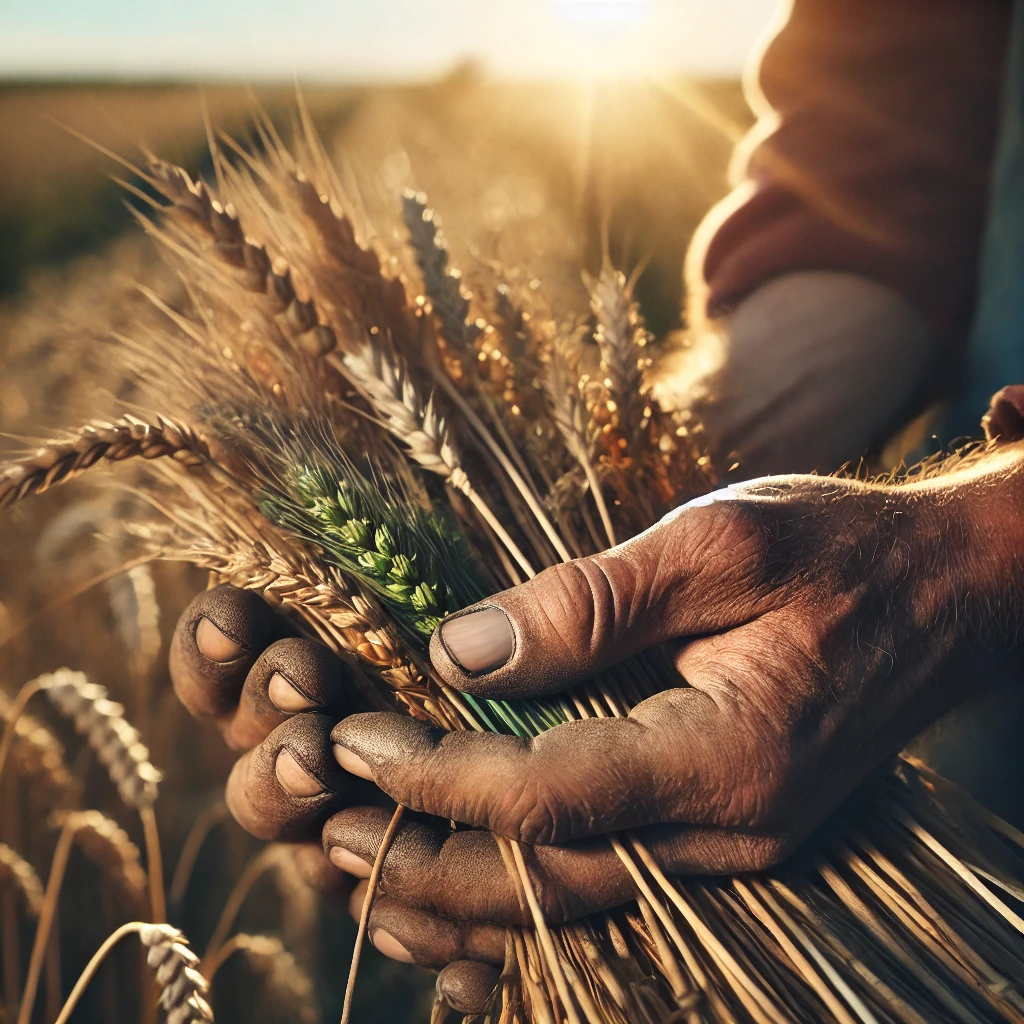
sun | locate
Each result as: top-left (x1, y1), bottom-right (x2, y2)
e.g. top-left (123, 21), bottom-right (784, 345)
top-left (546, 0), bottom-right (655, 39)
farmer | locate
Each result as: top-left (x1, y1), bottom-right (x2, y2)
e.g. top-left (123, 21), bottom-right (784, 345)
top-left (169, 0), bottom-right (1024, 1013)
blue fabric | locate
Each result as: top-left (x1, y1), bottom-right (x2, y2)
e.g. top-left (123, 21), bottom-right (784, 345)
top-left (942, 0), bottom-right (1024, 440)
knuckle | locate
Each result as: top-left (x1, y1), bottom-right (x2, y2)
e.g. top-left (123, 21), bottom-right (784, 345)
top-left (522, 561), bottom-right (607, 659)
top-left (740, 834), bottom-right (791, 873)
top-left (492, 774), bottom-right (567, 846)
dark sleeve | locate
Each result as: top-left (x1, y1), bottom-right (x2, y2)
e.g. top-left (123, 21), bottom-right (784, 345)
top-left (687, 0), bottom-right (1012, 350)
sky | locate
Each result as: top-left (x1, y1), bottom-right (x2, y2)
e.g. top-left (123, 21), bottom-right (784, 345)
top-left (0, 0), bottom-right (783, 80)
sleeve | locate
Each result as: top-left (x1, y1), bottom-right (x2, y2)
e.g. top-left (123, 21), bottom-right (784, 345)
top-left (686, 0), bottom-right (1012, 351)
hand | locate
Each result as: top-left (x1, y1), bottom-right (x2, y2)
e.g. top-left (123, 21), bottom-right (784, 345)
top-left (325, 448), bottom-right (1024, 1009)
top-left (168, 584), bottom-right (377, 899)
top-left (655, 271), bottom-right (939, 478)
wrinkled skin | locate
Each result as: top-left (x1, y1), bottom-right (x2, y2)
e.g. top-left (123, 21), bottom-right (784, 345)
top-left (169, 449), bottom-right (1024, 1011)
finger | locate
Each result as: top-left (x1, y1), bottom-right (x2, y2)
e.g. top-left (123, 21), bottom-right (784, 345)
top-left (223, 638), bottom-right (349, 751)
top-left (347, 885), bottom-right (505, 969)
top-left (290, 842), bottom-right (357, 901)
top-left (323, 805), bottom-right (791, 926)
top-left (323, 805), bottom-right (621, 924)
top-left (332, 691), bottom-right (735, 844)
top-left (437, 961), bottom-right (502, 1015)
top-left (428, 498), bottom-right (769, 699)
top-left (225, 713), bottom-right (355, 842)
top-left (170, 585), bottom-right (282, 723)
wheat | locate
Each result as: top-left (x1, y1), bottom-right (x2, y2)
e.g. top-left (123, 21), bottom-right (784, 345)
top-left (0, 692), bottom-right (75, 804)
top-left (402, 190), bottom-right (482, 357)
top-left (43, 669), bottom-right (162, 809)
top-left (543, 328), bottom-right (618, 548)
top-left (51, 810), bottom-right (148, 910)
top-left (0, 844), bottom-right (43, 918)
top-left (335, 340), bottom-right (462, 482)
top-left (146, 158), bottom-right (337, 359)
top-left (0, 415), bottom-right (210, 510)
top-left (205, 934), bottom-right (320, 1024)
top-left (108, 562), bottom-right (162, 686)
top-left (587, 268), bottom-right (650, 436)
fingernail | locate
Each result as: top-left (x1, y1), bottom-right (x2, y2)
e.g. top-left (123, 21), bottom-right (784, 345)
top-left (268, 672), bottom-right (319, 713)
top-left (329, 846), bottom-right (373, 878)
top-left (440, 608), bottom-right (514, 674)
top-left (333, 744), bottom-right (374, 781)
top-left (196, 616), bottom-right (245, 662)
top-left (275, 748), bottom-right (324, 797)
top-left (372, 929), bottom-right (414, 963)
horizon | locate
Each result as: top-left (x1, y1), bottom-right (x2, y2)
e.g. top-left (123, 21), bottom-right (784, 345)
top-left (0, 0), bottom-right (782, 81)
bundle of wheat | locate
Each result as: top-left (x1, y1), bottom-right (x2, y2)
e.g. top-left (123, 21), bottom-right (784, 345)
top-left (0, 114), bottom-right (1022, 1024)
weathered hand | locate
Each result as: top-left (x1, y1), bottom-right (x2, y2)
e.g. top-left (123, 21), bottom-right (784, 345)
top-left (168, 584), bottom-right (374, 898)
top-left (169, 447), bottom-right (1024, 1015)
top-left (325, 450), bottom-right (1024, 1007)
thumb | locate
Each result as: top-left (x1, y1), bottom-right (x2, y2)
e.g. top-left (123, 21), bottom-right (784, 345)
top-left (429, 497), bottom-right (761, 699)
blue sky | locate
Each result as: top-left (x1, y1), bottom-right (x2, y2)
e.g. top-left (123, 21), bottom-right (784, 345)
top-left (0, 0), bottom-right (782, 80)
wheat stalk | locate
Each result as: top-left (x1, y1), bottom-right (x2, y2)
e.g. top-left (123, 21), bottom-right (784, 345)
top-left (0, 415), bottom-right (210, 510)
top-left (204, 933), bottom-right (320, 1024)
top-left (50, 810), bottom-right (148, 911)
top-left (53, 922), bottom-right (213, 1024)
top-left (43, 670), bottom-right (162, 811)
top-left (0, 691), bottom-right (75, 805)
top-left (201, 844), bottom-right (298, 969)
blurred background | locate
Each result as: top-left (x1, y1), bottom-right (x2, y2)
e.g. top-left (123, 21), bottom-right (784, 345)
top-left (0, 2), bottom-right (778, 1022)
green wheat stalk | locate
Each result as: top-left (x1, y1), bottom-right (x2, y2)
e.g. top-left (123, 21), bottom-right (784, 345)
top-left (259, 443), bottom-right (566, 738)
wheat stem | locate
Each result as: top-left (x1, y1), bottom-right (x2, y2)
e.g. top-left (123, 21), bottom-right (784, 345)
top-left (140, 805), bottom-right (166, 923)
top-left (169, 800), bottom-right (229, 909)
top-left (17, 815), bottom-right (76, 1024)
top-left (0, 677), bottom-right (47, 790)
top-left (507, 839), bottom-right (583, 1024)
top-left (202, 846), bottom-right (280, 967)
top-left (340, 804), bottom-right (405, 1024)
top-left (429, 367), bottom-right (572, 563)
top-left (53, 922), bottom-right (143, 1024)
top-left (201, 932), bottom-right (248, 982)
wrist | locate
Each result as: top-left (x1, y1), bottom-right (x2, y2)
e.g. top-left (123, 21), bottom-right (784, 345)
top-left (902, 443), bottom-right (1024, 657)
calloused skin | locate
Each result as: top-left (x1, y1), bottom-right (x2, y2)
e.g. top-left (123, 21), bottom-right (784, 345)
top-left (169, 441), bottom-right (1024, 1013)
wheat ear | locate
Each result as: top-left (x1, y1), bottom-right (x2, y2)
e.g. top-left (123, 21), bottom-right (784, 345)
top-left (145, 159), bottom-right (337, 357)
top-left (44, 670), bottom-right (163, 811)
top-left (0, 688), bottom-right (74, 803)
top-left (54, 922), bottom-right (213, 1024)
top-left (0, 844), bottom-right (44, 919)
top-left (42, 671), bottom-right (166, 922)
top-left (19, 812), bottom-right (128, 1024)
top-left (204, 934), bottom-right (320, 1024)
top-left (587, 268), bottom-right (650, 439)
top-left (543, 332), bottom-right (618, 547)
top-left (0, 415), bottom-right (210, 510)
top-left (50, 810), bottom-right (148, 911)
top-left (402, 192), bottom-right (573, 564)
top-left (331, 340), bottom-right (539, 578)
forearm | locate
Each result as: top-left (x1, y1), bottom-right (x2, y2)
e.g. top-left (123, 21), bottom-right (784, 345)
top-left (656, 271), bottom-right (937, 477)
top-left (686, 0), bottom-right (1011, 350)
